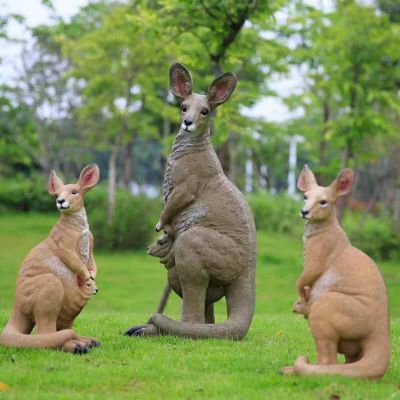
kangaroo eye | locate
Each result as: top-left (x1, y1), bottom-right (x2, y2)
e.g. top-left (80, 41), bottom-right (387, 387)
top-left (201, 108), bottom-right (209, 116)
top-left (320, 200), bottom-right (327, 205)
top-left (181, 105), bottom-right (187, 112)
top-left (304, 195), bottom-right (308, 200)
top-left (72, 190), bottom-right (78, 195)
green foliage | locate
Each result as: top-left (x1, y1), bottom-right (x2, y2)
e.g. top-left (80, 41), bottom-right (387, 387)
top-left (0, 176), bottom-right (53, 212)
top-left (0, 178), bottom-right (159, 250)
top-left (0, 90), bottom-right (38, 175)
top-left (247, 191), bottom-right (303, 235)
top-left (282, 1), bottom-right (400, 171)
top-left (344, 213), bottom-right (400, 261)
top-left (247, 191), bottom-right (400, 261)
top-left (86, 187), bottom-right (160, 250)
top-left (58, 0), bottom-right (289, 158)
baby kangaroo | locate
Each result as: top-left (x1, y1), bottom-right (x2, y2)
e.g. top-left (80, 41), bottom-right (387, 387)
top-left (281, 165), bottom-right (390, 379)
top-left (0, 164), bottom-right (101, 354)
top-left (292, 286), bottom-right (310, 318)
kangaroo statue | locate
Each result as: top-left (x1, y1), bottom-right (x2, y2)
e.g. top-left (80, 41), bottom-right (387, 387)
top-left (0, 164), bottom-right (101, 354)
top-left (125, 63), bottom-right (257, 340)
top-left (281, 165), bottom-right (390, 379)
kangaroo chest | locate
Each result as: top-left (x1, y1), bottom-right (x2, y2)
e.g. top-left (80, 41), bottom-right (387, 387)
top-left (47, 210), bottom-right (91, 281)
top-left (78, 228), bottom-right (90, 264)
top-left (163, 131), bottom-right (212, 203)
top-left (68, 209), bottom-right (91, 264)
top-left (303, 228), bottom-right (348, 303)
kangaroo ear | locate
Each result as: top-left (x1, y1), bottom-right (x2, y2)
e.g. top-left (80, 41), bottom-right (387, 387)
top-left (169, 63), bottom-right (193, 100)
top-left (297, 165), bottom-right (317, 192)
top-left (331, 169), bottom-right (354, 197)
top-left (48, 170), bottom-right (63, 195)
top-left (78, 164), bottom-right (100, 193)
top-left (207, 72), bottom-right (237, 107)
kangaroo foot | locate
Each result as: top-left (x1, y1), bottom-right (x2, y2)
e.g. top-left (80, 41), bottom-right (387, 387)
top-left (77, 335), bottom-right (101, 348)
top-left (294, 356), bottom-right (309, 369)
top-left (63, 339), bottom-right (92, 354)
top-left (124, 323), bottom-right (159, 337)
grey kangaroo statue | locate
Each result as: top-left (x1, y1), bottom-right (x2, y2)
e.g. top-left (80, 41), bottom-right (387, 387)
top-left (125, 63), bottom-right (257, 340)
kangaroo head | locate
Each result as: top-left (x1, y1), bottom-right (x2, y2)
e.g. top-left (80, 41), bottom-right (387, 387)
top-left (48, 164), bottom-right (100, 214)
top-left (147, 234), bottom-right (173, 258)
top-left (169, 63), bottom-right (237, 136)
top-left (297, 165), bottom-right (354, 221)
top-left (292, 297), bottom-right (306, 313)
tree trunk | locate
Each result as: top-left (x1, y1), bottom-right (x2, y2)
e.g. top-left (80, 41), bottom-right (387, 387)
top-left (122, 138), bottom-right (134, 189)
top-left (211, 59), bottom-right (231, 175)
top-left (316, 99), bottom-right (330, 185)
top-left (107, 145), bottom-right (119, 225)
top-left (229, 133), bottom-right (238, 184)
top-left (336, 138), bottom-right (353, 223)
top-left (217, 138), bottom-right (231, 176)
top-left (161, 91), bottom-right (170, 185)
top-left (393, 148), bottom-right (400, 229)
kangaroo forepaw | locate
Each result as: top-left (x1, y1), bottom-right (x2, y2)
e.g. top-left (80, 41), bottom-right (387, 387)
top-left (124, 324), bottom-right (159, 337)
top-left (155, 221), bottom-right (162, 232)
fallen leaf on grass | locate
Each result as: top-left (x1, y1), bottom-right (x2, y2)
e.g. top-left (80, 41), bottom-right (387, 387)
top-left (0, 382), bottom-right (9, 392)
top-left (275, 331), bottom-right (283, 337)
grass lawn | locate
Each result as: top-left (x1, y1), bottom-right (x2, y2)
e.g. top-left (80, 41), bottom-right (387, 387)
top-left (0, 213), bottom-right (399, 400)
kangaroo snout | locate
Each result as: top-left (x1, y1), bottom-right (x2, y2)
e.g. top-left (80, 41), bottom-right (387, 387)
top-left (301, 209), bottom-right (309, 218)
top-left (56, 198), bottom-right (70, 210)
top-left (182, 118), bottom-right (195, 132)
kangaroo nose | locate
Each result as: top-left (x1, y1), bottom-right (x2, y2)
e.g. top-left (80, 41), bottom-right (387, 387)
top-left (184, 119), bottom-right (193, 126)
top-left (57, 198), bottom-right (65, 204)
top-left (301, 209), bottom-right (309, 217)
top-left (95, 288), bottom-right (99, 294)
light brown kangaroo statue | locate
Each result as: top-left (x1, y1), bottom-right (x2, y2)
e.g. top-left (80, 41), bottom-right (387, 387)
top-left (125, 63), bottom-right (257, 340)
top-left (281, 165), bottom-right (390, 379)
top-left (0, 164), bottom-right (101, 354)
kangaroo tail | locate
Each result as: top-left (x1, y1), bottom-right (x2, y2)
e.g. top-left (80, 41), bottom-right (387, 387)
top-left (156, 283), bottom-right (172, 314)
top-left (150, 314), bottom-right (252, 340)
top-left (295, 337), bottom-right (391, 379)
top-left (151, 270), bottom-right (255, 340)
top-left (0, 325), bottom-right (76, 349)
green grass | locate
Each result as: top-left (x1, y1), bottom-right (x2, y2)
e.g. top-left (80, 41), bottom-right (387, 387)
top-left (0, 213), bottom-right (399, 400)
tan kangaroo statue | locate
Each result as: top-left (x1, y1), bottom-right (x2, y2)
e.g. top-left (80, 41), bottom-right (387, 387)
top-left (125, 63), bottom-right (257, 339)
top-left (281, 165), bottom-right (390, 379)
top-left (0, 164), bottom-right (101, 354)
